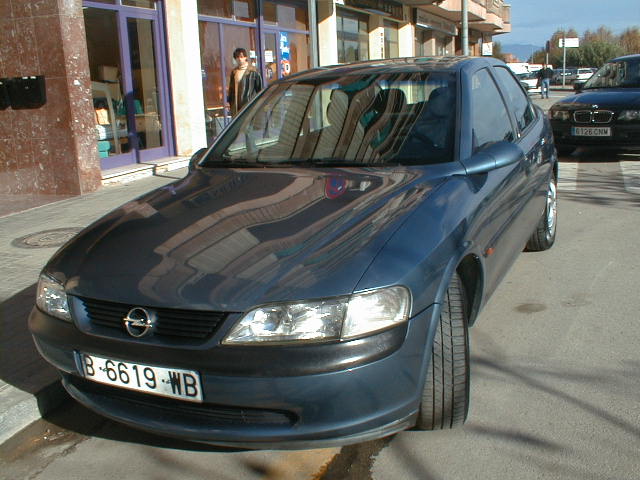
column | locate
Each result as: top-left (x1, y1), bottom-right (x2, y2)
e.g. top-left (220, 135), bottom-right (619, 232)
top-left (369, 15), bottom-right (384, 60)
top-left (317, 0), bottom-right (338, 66)
top-left (164, 0), bottom-right (207, 156)
top-left (0, 0), bottom-right (101, 195)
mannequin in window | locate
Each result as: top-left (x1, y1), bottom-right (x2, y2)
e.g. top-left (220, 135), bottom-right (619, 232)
top-left (227, 48), bottom-right (263, 116)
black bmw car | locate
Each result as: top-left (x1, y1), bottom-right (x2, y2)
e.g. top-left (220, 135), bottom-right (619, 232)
top-left (30, 57), bottom-right (557, 449)
top-left (549, 54), bottom-right (640, 155)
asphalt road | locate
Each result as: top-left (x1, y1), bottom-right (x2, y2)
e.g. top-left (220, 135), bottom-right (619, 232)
top-left (2, 97), bottom-right (639, 480)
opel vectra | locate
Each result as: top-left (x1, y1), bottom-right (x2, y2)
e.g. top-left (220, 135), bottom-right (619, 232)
top-left (30, 57), bottom-right (558, 449)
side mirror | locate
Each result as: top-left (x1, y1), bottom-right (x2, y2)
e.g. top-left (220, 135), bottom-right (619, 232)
top-left (188, 147), bottom-right (207, 172)
top-left (461, 141), bottom-right (524, 175)
top-left (573, 81), bottom-right (585, 92)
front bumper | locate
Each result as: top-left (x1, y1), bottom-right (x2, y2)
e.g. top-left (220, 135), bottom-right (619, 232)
top-left (29, 303), bottom-right (439, 449)
top-left (551, 121), bottom-right (640, 148)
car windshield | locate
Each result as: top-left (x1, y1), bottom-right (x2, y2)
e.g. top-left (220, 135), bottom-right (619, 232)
top-left (583, 59), bottom-right (640, 89)
top-left (201, 71), bottom-right (457, 167)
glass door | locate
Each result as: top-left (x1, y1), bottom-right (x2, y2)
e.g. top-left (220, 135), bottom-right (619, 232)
top-left (199, 19), bottom-right (258, 144)
top-left (84, 2), bottom-right (171, 169)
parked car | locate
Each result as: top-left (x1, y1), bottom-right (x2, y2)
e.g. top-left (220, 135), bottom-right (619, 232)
top-left (552, 67), bottom-right (576, 84)
top-left (549, 54), bottom-right (640, 155)
top-left (30, 57), bottom-right (558, 449)
top-left (566, 67), bottom-right (596, 84)
top-left (517, 71), bottom-right (541, 94)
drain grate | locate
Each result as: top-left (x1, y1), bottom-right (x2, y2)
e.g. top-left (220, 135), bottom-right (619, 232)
top-left (12, 228), bottom-right (83, 249)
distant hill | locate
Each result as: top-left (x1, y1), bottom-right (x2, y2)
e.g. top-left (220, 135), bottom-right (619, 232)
top-left (501, 44), bottom-right (542, 62)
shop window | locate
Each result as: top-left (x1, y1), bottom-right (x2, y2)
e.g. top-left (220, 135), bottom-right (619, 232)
top-left (337, 8), bottom-right (369, 63)
top-left (198, 0), bottom-right (256, 22)
top-left (263, 1), bottom-right (308, 30)
top-left (384, 20), bottom-right (399, 59)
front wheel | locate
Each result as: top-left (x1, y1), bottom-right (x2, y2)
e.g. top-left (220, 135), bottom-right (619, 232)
top-left (526, 176), bottom-right (557, 251)
top-left (415, 272), bottom-right (470, 430)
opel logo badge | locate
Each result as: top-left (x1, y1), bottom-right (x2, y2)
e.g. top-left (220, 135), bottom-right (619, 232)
top-left (123, 307), bottom-right (155, 338)
top-left (592, 104), bottom-right (599, 109)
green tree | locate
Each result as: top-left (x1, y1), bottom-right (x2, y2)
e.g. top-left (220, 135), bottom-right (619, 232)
top-left (492, 41), bottom-right (507, 62)
top-left (576, 41), bottom-right (624, 67)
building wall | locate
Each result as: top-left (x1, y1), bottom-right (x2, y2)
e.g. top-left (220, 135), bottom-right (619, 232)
top-left (0, 0), bottom-right (101, 196)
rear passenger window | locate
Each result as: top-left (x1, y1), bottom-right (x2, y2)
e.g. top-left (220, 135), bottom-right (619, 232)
top-left (493, 66), bottom-right (535, 132)
top-left (471, 69), bottom-right (514, 152)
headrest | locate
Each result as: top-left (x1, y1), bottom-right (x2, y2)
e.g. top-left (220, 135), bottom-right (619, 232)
top-left (326, 89), bottom-right (348, 124)
top-left (426, 87), bottom-right (453, 118)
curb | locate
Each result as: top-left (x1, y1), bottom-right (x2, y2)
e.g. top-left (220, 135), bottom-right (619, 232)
top-left (0, 381), bottom-right (68, 445)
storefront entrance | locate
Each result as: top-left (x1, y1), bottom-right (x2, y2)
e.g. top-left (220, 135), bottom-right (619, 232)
top-left (199, 0), bottom-right (310, 145)
top-left (84, 1), bottom-right (172, 169)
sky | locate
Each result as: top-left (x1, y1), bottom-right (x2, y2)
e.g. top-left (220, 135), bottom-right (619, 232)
top-left (498, 0), bottom-right (640, 47)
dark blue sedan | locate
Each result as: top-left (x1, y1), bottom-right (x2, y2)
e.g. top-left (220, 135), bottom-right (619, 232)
top-left (550, 54), bottom-right (640, 155)
top-left (30, 56), bottom-right (558, 449)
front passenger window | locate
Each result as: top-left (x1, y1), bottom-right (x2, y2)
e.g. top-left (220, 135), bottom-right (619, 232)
top-left (471, 69), bottom-right (514, 152)
top-left (494, 66), bottom-right (535, 132)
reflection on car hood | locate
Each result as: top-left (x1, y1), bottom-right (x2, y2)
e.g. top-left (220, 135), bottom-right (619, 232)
top-left (555, 89), bottom-right (640, 109)
top-left (49, 168), bottom-right (440, 312)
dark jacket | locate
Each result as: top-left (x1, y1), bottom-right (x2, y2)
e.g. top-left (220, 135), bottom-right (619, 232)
top-left (537, 67), bottom-right (554, 80)
top-left (227, 67), bottom-right (263, 115)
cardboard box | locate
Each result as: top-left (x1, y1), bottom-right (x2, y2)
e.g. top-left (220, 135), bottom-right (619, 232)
top-left (98, 65), bottom-right (119, 83)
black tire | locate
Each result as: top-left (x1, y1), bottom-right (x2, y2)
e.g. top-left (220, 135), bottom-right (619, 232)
top-left (415, 272), bottom-right (470, 430)
top-left (556, 145), bottom-right (575, 156)
top-left (526, 175), bottom-right (557, 252)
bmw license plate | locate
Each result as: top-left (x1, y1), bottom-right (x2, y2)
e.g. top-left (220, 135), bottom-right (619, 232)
top-left (77, 352), bottom-right (203, 402)
top-left (572, 126), bottom-right (611, 137)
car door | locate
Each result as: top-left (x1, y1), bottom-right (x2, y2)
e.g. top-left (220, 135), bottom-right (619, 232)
top-left (462, 67), bottom-right (528, 297)
top-left (493, 65), bottom-right (550, 233)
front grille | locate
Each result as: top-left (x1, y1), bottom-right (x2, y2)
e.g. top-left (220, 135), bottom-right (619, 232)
top-left (573, 110), bottom-right (614, 124)
top-left (593, 110), bottom-right (614, 123)
top-left (67, 375), bottom-right (298, 427)
top-left (573, 110), bottom-right (592, 123)
top-left (78, 297), bottom-right (228, 340)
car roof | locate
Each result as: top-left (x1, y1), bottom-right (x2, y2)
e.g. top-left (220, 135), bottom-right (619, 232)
top-left (281, 56), bottom-right (503, 82)
top-left (610, 54), bottom-right (640, 62)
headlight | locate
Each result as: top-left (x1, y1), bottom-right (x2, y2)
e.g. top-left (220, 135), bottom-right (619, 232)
top-left (549, 110), bottom-right (570, 121)
top-left (36, 273), bottom-right (71, 321)
top-left (618, 110), bottom-right (640, 121)
top-left (222, 286), bottom-right (411, 345)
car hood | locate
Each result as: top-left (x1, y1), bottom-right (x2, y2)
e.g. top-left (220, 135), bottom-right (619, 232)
top-left (554, 88), bottom-right (640, 109)
top-left (48, 167), bottom-right (442, 312)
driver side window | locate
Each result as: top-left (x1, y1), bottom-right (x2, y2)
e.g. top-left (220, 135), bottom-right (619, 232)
top-left (471, 68), bottom-right (514, 152)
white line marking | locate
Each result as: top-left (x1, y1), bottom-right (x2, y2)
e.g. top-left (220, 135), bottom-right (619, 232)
top-left (558, 162), bottom-right (578, 191)
top-left (620, 161), bottom-right (640, 194)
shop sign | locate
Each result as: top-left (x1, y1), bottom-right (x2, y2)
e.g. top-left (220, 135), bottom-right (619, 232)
top-left (280, 32), bottom-right (291, 76)
top-left (482, 42), bottom-right (493, 56)
top-left (415, 9), bottom-right (457, 36)
top-left (343, 0), bottom-right (404, 21)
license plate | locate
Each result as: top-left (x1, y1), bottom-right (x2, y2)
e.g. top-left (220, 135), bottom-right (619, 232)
top-left (572, 126), bottom-right (611, 137)
top-left (77, 352), bottom-right (203, 402)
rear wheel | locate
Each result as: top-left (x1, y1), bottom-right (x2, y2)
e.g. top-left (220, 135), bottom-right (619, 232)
top-left (416, 272), bottom-right (470, 430)
top-left (526, 175), bottom-right (557, 252)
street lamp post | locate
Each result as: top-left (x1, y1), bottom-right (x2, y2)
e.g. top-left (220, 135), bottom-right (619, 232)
top-left (462, 0), bottom-right (469, 55)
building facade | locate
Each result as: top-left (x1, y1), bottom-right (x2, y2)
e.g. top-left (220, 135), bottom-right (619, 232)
top-left (0, 0), bottom-right (510, 198)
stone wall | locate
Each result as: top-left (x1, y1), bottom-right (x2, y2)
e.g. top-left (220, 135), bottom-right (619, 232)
top-left (0, 0), bottom-right (101, 195)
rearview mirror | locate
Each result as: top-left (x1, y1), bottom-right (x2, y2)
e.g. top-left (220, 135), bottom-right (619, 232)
top-left (188, 147), bottom-right (208, 172)
top-left (461, 141), bottom-right (524, 175)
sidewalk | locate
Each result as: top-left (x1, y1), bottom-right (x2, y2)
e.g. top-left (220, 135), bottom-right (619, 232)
top-left (0, 167), bottom-right (188, 445)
